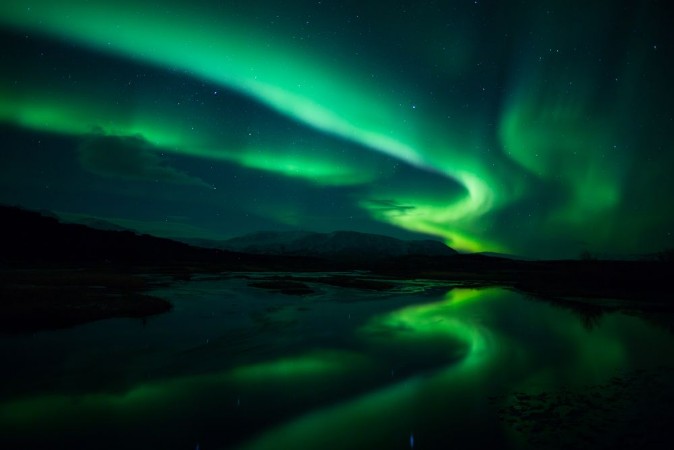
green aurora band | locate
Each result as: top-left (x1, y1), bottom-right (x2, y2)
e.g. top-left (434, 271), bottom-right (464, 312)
top-left (0, 0), bottom-right (509, 252)
top-left (0, 0), bottom-right (671, 255)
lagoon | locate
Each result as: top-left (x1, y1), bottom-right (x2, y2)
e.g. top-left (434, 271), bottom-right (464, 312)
top-left (1, 274), bottom-right (673, 449)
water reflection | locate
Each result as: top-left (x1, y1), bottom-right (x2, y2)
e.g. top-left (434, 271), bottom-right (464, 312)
top-left (1, 282), bottom-right (674, 449)
top-left (240, 288), bottom-right (506, 449)
top-left (239, 288), bottom-right (674, 450)
top-left (520, 292), bottom-right (615, 331)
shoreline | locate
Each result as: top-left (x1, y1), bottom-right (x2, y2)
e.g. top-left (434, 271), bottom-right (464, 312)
top-left (0, 267), bottom-right (172, 333)
top-left (2, 262), bottom-right (672, 333)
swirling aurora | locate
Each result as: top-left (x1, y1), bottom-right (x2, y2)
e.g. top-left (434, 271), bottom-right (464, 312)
top-left (0, 0), bottom-right (672, 257)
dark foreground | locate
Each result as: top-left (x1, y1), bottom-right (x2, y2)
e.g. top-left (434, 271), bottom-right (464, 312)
top-left (0, 268), bottom-right (171, 332)
top-left (1, 256), bottom-right (673, 334)
top-left (2, 276), bottom-right (674, 450)
top-left (1, 204), bottom-right (672, 332)
top-left (3, 209), bottom-right (674, 450)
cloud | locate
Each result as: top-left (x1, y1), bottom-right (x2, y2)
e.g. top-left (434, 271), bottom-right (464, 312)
top-left (79, 134), bottom-right (209, 187)
top-left (361, 199), bottom-right (416, 215)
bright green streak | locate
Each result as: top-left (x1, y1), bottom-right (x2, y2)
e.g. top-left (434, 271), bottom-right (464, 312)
top-left (361, 171), bottom-right (505, 252)
top-left (237, 147), bottom-right (380, 186)
top-left (0, 0), bottom-right (510, 252)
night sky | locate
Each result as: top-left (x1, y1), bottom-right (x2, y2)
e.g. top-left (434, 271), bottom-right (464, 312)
top-left (1, 0), bottom-right (672, 258)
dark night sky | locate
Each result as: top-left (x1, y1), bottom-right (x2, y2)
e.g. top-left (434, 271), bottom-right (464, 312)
top-left (1, 0), bottom-right (672, 257)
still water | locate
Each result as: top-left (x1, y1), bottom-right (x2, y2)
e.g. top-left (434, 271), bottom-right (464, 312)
top-left (1, 274), bottom-right (673, 449)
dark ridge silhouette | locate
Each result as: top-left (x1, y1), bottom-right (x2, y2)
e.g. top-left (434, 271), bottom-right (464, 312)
top-left (0, 204), bottom-right (322, 270)
top-left (1, 205), bottom-right (212, 264)
top-left (3, 204), bottom-right (673, 283)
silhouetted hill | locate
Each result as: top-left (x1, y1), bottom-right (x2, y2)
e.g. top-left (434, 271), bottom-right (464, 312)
top-left (0, 205), bottom-right (461, 270)
top-left (0, 205), bottom-right (220, 265)
top-left (0, 205), bottom-right (320, 269)
top-left (64, 216), bottom-right (131, 232)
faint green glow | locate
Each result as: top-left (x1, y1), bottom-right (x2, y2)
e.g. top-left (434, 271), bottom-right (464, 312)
top-left (0, 92), bottom-right (189, 149)
top-left (0, 349), bottom-right (366, 427)
top-left (499, 91), bottom-right (622, 226)
top-left (507, 308), bottom-right (632, 393)
top-left (0, 377), bottom-right (198, 426)
top-left (496, 5), bottom-right (631, 239)
top-left (230, 351), bottom-right (365, 382)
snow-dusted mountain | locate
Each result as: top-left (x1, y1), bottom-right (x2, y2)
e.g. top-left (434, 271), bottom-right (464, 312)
top-left (220, 230), bottom-right (457, 259)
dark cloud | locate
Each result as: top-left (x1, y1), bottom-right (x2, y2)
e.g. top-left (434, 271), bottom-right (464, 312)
top-left (362, 199), bottom-right (416, 214)
top-left (78, 134), bottom-right (209, 187)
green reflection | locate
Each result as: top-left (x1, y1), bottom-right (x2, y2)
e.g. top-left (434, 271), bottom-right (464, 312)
top-left (0, 350), bottom-right (365, 428)
top-left (0, 377), bottom-right (203, 426)
top-left (230, 350), bottom-right (367, 382)
top-left (238, 287), bottom-right (666, 449)
top-left (361, 288), bottom-right (491, 360)
top-left (240, 288), bottom-right (504, 449)
top-left (2, 286), bottom-right (674, 449)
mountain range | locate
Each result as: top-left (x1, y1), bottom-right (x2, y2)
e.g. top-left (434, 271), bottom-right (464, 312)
top-left (0, 205), bottom-right (457, 267)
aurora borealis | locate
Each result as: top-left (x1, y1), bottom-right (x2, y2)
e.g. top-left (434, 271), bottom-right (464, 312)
top-left (1, 0), bottom-right (672, 257)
